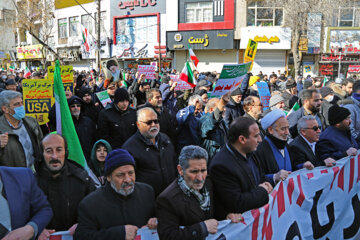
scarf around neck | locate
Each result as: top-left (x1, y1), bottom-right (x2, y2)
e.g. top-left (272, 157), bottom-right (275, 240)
top-left (178, 175), bottom-right (210, 212)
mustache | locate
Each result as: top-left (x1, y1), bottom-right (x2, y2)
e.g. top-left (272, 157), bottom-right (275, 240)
top-left (150, 127), bottom-right (159, 132)
top-left (49, 159), bottom-right (61, 165)
top-left (121, 182), bottom-right (134, 188)
top-left (193, 179), bottom-right (205, 185)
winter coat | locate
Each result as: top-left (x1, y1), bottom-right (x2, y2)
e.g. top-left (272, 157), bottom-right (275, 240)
top-left (156, 178), bottom-right (214, 240)
top-left (36, 160), bottom-right (96, 231)
top-left (199, 109), bottom-right (227, 161)
top-left (176, 105), bottom-right (203, 152)
top-left (0, 115), bottom-right (42, 167)
top-left (97, 103), bottom-right (137, 149)
top-left (74, 182), bottom-right (155, 240)
top-left (122, 131), bottom-right (178, 196)
top-left (315, 126), bottom-right (359, 162)
top-left (89, 139), bottom-right (112, 185)
top-left (73, 114), bottom-right (96, 162)
top-left (224, 99), bottom-right (244, 128)
top-left (343, 96), bottom-right (360, 141)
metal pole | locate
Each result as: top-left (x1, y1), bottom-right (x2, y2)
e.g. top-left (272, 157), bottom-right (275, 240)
top-left (158, 20), bottom-right (161, 73)
top-left (96, 0), bottom-right (101, 72)
top-left (338, 48), bottom-right (342, 79)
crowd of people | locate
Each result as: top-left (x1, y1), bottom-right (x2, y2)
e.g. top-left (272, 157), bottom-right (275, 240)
top-left (0, 66), bottom-right (359, 240)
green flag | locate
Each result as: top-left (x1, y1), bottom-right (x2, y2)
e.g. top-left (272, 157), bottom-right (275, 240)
top-left (54, 60), bottom-right (86, 168)
top-left (322, 76), bottom-right (328, 87)
top-left (287, 102), bottom-right (300, 117)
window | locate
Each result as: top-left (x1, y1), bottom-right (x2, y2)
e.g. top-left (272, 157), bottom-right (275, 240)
top-left (69, 16), bottom-right (79, 37)
top-left (58, 18), bottom-right (67, 38)
top-left (247, 2), bottom-right (283, 26)
top-left (338, 8), bottom-right (356, 26)
top-left (81, 14), bottom-right (93, 34)
top-left (115, 16), bottom-right (157, 44)
top-left (186, 2), bottom-right (213, 23)
top-left (95, 11), bottom-right (106, 35)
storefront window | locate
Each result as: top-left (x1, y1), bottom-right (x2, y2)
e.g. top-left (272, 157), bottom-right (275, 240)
top-left (58, 18), bottom-right (67, 39)
top-left (186, 2), bottom-right (213, 23)
top-left (247, 2), bottom-right (283, 26)
top-left (81, 14), bottom-right (93, 34)
top-left (69, 16), bottom-right (79, 37)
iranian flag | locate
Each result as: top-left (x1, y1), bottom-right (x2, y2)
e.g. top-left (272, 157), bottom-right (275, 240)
top-left (81, 24), bottom-right (90, 52)
top-left (287, 102), bottom-right (300, 117)
top-left (179, 61), bottom-right (197, 88)
top-left (53, 60), bottom-right (100, 186)
top-left (24, 66), bottom-right (31, 78)
top-left (189, 47), bottom-right (199, 67)
top-left (8, 66), bottom-right (14, 73)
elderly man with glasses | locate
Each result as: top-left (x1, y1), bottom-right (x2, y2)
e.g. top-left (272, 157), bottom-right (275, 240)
top-left (289, 116), bottom-right (332, 169)
top-left (122, 107), bottom-right (178, 196)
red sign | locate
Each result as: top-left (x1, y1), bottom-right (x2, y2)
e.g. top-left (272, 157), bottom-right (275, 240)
top-left (321, 54), bottom-right (360, 63)
top-left (348, 65), bottom-right (360, 73)
top-left (319, 64), bottom-right (334, 76)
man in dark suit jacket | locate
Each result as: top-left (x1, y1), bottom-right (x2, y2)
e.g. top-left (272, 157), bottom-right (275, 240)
top-left (157, 145), bottom-right (242, 240)
top-left (0, 166), bottom-right (52, 239)
top-left (210, 117), bottom-right (273, 219)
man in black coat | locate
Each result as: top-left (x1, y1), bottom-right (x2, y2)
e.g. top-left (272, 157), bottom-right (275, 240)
top-left (157, 145), bottom-right (242, 240)
top-left (97, 88), bottom-right (137, 149)
top-left (289, 115), bottom-right (335, 168)
top-left (68, 96), bottom-right (96, 161)
top-left (36, 134), bottom-right (96, 239)
top-left (74, 149), bottom-right (156, 240)
top-left (210, 117), bottom-right (273, 219)
top-left (122, 107), bottom-right (178, 196)
top-left (77, 86), bottom-right (100, 124)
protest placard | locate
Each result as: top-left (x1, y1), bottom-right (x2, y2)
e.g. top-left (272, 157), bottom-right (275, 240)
top-left (48, 65), bottom-right (74, 93)
top-left (22, 79), bottom-right (54, 125)
top-left (96, 90), bottom-right (112, 107)
top-left (170, 75), bottom-right (193, 91)
top-left (244, 39), bottom-right (258, 71)
top-left (212, 63), bottom-right (251, 96)
top-left (256, 82), bottom-right (271, 111)
top-left (138, 65), bottom-right (156, 80)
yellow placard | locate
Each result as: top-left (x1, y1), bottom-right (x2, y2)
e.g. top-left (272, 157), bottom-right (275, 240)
top-left (47, 65), bottom-right (74, 93)
top-left (22, 79), bottom-right (54, 125)
top-left (244, 39), bottom-right (258, 71)
top-left (16, 44), bottom-right (43, 60)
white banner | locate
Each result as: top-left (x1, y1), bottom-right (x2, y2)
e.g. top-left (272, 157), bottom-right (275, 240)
top-left (170, 75), bottom-right (193, 91)
top-left (138, 65), bottom-right (156, 80)
top-left (51, 153), bottom-right (360, 239)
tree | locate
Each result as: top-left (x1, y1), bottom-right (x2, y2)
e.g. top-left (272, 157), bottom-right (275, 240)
top-left (249, 0), bottom-right (354, 76)
top-left (12, 0), bottom-right (60, 66)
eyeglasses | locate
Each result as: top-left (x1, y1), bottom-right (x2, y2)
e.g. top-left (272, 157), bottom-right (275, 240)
top-left (140, 119), bottom-right (160, 125)
top-left (304, 126), bottom-right (320, 131)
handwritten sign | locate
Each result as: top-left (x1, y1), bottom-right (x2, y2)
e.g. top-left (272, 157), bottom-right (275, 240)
top-left (22, 79), bottom-right (54, 125)
top-left (212, 63), bottom-right (251, 97)
top-left (256, 82), bottom-right (271, 111)
top-left (170, 75), bottom-right (193, 91)
top-left (244, 39), bottom-right (258, 71)
top-left (138, 65), bottom-right (155, 80)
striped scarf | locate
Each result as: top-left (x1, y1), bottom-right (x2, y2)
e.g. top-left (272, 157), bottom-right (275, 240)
top-left (178, 176), bottom-right (210, 211)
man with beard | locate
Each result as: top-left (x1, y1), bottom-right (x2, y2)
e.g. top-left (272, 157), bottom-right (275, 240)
top-left (78, 86), bottom-right (100, 123)
top-left (254, 110), bottom-right (313, 186)
top-left (287, 89), bottom-right (326, 138)
top-left (122, 107), bottom-right (178, 196)
top-left (74, 149), bottom-right (157, 240)
top-left (316, 105), bottom-right (359, 162)
top-left (341, 78), bottom-right (354, 99)
top-left (36, 134), bottom-right (96, 239)
top-left (141, 88), bottom-right (177, 145)
top-left (97, 88), bottom-right (137, 149)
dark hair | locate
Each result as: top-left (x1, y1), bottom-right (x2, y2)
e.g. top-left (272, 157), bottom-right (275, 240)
top-left (146, 88), bottom-right (160, 100)
top-left (300, 89), bottom-right (319, 102)
top-left (353, 80), bottom-right (360, 93)
top-left (228, 117), bottom-right (256, 144)
top-left (342, 78), bottom-right (354, 86)
top-left (243, 96), bottom-right (257, 112)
